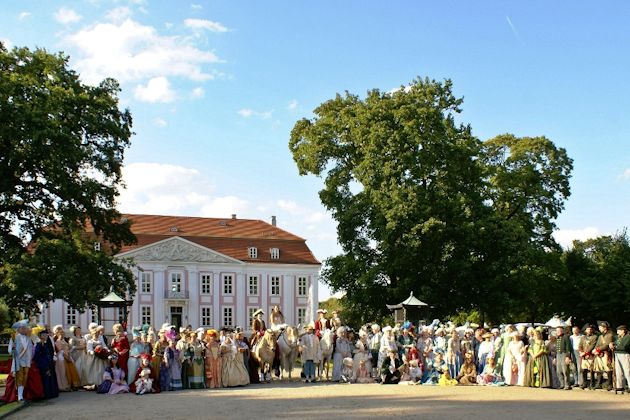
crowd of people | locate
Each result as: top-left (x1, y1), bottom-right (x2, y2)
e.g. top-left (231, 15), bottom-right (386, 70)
top-left (2, 305), bottom-right (629, 404)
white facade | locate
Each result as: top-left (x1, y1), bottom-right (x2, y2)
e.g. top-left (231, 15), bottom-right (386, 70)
top-left (42, 236), bottom-right (319, 333)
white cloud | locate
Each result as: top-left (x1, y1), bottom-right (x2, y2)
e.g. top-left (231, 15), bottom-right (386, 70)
top-left (622, 168), bottom-right (630, 180)
top-left (237, 108), bottom-right (272, 119)
top-left (54, 7), bottom-right (82, 24)
top-left (287, 99), bottom-right (298, 111)
top-left (165, 22), bottom-right (173, 29)
top-left (277, 200), bottom-right (327, 224)
top-left (118, 163), bottom-right (249, 217)
top-left (134, 77), bottom-right (176, 103)
top-left (153, 117), bottom-right (167, 127)
top-left (553, 227), bottom-right (602, 249)
top-left (106, 6), bottom-right (132, 22)
top-left (191, 4), bottom-right (203, 10)
top-left (191, 87), bottom-right (205, 98)
top-left (184, 18), bottom-right (228, 33)
top-left (63, 19), bottom-right (221, 85)
top-left (18, 11), bottom-right (31, 20)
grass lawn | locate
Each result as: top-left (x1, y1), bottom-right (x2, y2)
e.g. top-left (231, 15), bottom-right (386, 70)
top-left (0, 402), bottom-right (19, 417)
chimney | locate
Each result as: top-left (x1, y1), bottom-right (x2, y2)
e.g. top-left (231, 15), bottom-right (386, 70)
top-left (271, 215), bottom-right (276, 226)
top-left (231, 214), bottom-right (236, 220)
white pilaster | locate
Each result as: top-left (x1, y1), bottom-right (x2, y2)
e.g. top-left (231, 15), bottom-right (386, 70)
top-left (308, 273), bottom-right (319, 323)
top-left (236, 272), bottom-right (246, 329)
top-left (283, 275), bottom-right (293, 325)
top-left (154, 268), bottom-right (165, 324)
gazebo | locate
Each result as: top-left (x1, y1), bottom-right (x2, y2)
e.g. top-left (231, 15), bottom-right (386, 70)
top-left (386, 292), bottom-right (428, 324)
top-left (97, 290), bottom-right (134, 330)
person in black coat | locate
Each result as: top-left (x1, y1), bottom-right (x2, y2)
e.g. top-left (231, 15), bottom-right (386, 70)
top-left (380, 349), bottom-right (403, 384)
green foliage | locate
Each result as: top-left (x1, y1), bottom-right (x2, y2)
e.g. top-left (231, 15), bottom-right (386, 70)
top-left (290, 77), bottom-right (574, 324)
top-left (558, 231), bottom-right (630, 326)
top-left (0, 44), bottom-right (136, 313)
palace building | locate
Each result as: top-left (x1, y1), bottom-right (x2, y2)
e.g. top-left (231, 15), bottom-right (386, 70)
top-left (38, 214), bottom-right (321, 332)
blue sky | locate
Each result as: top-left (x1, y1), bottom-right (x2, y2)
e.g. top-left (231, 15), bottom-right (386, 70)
top-left (2, 1), bottom-right (629, 300)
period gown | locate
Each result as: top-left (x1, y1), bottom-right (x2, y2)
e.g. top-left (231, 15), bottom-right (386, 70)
top-left (85, 336), bottom-right (108, 387)
top-left (1, 340), bottom-right (44, 403)
top-left (503, 339), bottom-right (525, 386)
top-left (127, 340), bottom-right (146, 385)
top-left (164, 346), bottom-right (183, 391)
top-left (152, 339), bottom-right (169, 392)
top-left (220, 341), bottom-right (249, 387)
top-left (55, 338), bottom-right (81, 391)
top-left (97, 366), bottom-right (130, 394)
top-left (188, 341), bottom-right (206, 389)
top-left (205, 339), bottom-right (222, 388)
top-left (524, 339), bottom-right (553, 388)
top-left (110, 335), bottom-right (130, 378)
top-left (69, 334), bottom-right (88, 385)
top-left (332, 336), bottom-right (352, 382)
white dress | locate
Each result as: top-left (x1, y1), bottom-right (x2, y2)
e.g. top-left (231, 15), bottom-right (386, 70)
top-left (502, 340), bottom-right (525, 386)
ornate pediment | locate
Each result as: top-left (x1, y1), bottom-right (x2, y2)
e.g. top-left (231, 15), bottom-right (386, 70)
top-left (117, 237), bottom-right (240, 264)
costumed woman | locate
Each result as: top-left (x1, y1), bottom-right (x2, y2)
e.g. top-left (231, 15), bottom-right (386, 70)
top-left (85, 324), bottom-right (108, 389)
top-left (164, 330), bottom-right (183, 391)
top-left (204, 329), bottom-right (222, 388)
top-left (110, 323), bottom-right (130, 379)
top-left (221, 336), bottom-right (250, 387)
top-left (332, 327), bottom-right (352, 382)
top-left (52, 325), bottom-right (80, 391)
top-left (524, 329), bottom-right (552, 388)
top-left (188, 331), bottom-right (206, 389)
top-left (69, 326), bottom-right (88, 386)
top-left (127, 327), bottom-right (145, 385)
top-left (97, 353), bottom-right (129, 394)
top-left (152, 326), bottom-right (169, 392)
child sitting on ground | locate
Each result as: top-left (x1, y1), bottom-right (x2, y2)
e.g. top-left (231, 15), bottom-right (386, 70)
top-left (354, 359), bottom-right (374, 384)
top-left (340, 358), bottom-right (354, 383)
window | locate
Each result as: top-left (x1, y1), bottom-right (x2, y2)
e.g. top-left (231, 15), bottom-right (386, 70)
top-left (270, 248), bottom-right (280, 259)
top-left (141, 272), bottom-right (152, 293)
top-left (37, 304), bottom-right (48, 325)
top-left (94, 241), bottom-right (101, 251)
top-left (297, 276), bottom-right (308, 296)
top-left (141, 306), bottom-right (152, 326)
top-left (248, 307), bottom-right (257, 326)
top-left (201, 307), bottom-right (212, 327)
top-left (201, 274), bottom-right (212, 295)
top-left (248, 275), bottom-right (259, 295)
top-left (297, 308), bottom-right (306, 326)
top-left (170, 272), bottom-right (182, 292)
top-left (90, 308), bottom-right (98, 324)
top-left (271, 276), bottom-right (281, 296)
top-left (223, 274), bottom-right (233, 295)
top-left (248, 247), bottom-right (258, 259)
top-left (117, 307), bottom-right (126, 323)
top-left (223, 307), bottom-right (233, 327)
top-left (66, 307), bottom-right (78, 326)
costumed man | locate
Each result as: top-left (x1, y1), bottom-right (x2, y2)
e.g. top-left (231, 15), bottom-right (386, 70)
top-left (314, 309), bottom-right (330, 339)
top-left (380, 348), bottom-right (403, 384)
top-left (555, 326), bottom-right (573, 390)
top-left (593, 321), bottom-right (614, 391)
top-left (578, 323), bottom-right (598, 389)
top-left (611, 325), bottom-right (630, 394)
top-left (299, 323), bottom-right (320, 383)
top-left (330, 310), bottom-right (342, 331)
top-left (12, 320), bottom-right (33, 402)
top-left (249, 309), bottom-right (266, 348)
top-left (369, 324), bottom-right (382, 378)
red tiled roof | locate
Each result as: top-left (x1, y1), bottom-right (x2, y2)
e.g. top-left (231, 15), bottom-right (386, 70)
top-left (117, 214), bottom-right (320, 265)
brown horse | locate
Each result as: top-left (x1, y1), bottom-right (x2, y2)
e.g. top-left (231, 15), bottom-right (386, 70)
top-left (252, 329), bottom-right (276, 382)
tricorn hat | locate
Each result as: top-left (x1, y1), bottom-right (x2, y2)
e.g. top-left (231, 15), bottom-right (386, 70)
top-left (597, 320), bottom-right (610, 328)
top-left (617, 325), bottom-right (628, 332)
top-left (253, 309), bottom-right (264, 317)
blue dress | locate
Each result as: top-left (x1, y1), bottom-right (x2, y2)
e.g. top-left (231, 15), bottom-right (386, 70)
top-left (33, 342), bottom-right (59, 399)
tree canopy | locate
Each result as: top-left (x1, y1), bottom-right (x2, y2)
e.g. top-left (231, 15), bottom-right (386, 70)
top-left (290, 77), bottom-right (574, 324)
top-left (0, 44), bottom-right (136, 313)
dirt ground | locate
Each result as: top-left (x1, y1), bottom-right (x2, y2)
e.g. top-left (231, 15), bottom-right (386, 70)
top-left (14, 380), bottom-right (630, 420)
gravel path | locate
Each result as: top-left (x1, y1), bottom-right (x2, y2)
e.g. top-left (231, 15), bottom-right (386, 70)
top-left (16, 382), bottom-right (630, 419)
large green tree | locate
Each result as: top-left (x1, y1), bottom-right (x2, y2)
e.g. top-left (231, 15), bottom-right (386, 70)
top-left (559, 232), bottom-right (630, 326)
top-left (0, 44), bottom-right (136, 313)
top-left (290, 77), bottom-right (573, 324)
